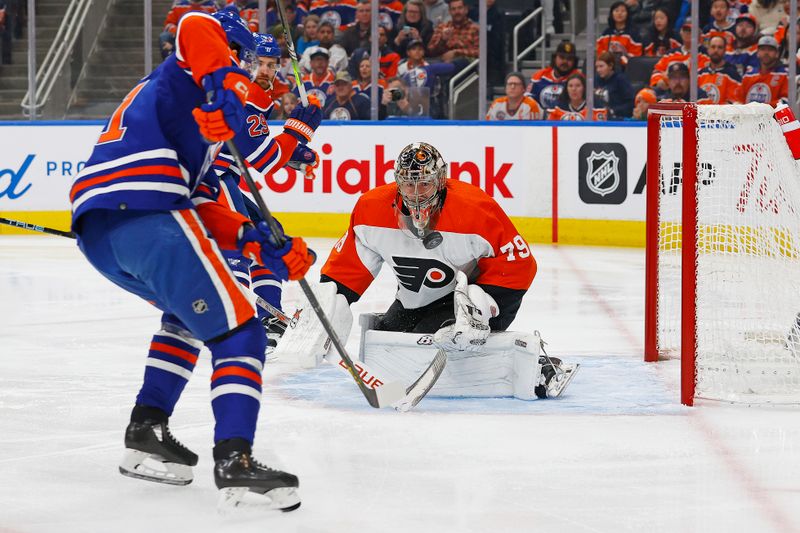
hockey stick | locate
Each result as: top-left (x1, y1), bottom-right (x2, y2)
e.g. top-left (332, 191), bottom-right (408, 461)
top-left (0, 217), bottom-right (75, 238)
top-left (255, 295), bottom-right (445, 411)
top-left (223, 137), bottom-right (445, 409)
top-left (274, 0), bottom-right (308, 106)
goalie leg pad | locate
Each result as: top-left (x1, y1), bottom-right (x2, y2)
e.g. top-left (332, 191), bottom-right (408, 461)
top-left (273, 281), bottom-right (353, 368)
top-left (361, 326), bottom-right (545, 399)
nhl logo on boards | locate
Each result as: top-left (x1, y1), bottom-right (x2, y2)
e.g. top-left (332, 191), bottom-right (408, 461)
top-left (578, 143), bottom-right (627, 205)
top-left (192, 299), bottom-right (209, 314)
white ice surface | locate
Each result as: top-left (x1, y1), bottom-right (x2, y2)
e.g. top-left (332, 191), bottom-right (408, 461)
top-left (1, 236), bottom-right (799, 533)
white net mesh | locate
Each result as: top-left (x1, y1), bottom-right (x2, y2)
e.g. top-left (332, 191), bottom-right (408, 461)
top-left (656, 103), bottom-right (800, 403)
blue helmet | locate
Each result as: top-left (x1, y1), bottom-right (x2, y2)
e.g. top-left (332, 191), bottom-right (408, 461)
top-left (254, 33), bottom-right (281, 58)
top-left (212, 6), bottom-right (256, 58)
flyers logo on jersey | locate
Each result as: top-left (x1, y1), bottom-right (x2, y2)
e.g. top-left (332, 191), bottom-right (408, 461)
top-left (392, 256), bottom-right (455, 293)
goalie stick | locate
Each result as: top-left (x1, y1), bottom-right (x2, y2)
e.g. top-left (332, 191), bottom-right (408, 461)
top-left (255, 296), bottom-right (447, 411)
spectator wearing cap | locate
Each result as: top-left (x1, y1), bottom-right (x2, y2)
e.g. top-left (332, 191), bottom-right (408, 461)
top-left (595, 1), bottom-right (643, 66)
top-left (547, 73), bottom-right (608, 121)
top-left (643, 7), bottom-right (682, 57)
top-left (703, 0), bottom-right (736, 49)
top-left (527, 41), bottom-right (582, 110)
top-left (392, 0), bottom-right (434, 58)
top-left (699, 34), bottom-right (742, 103)
top-left (159, 0), bottom-right (217, 59)
top-left (348, 25), bottom-right (401, 79)
top-left (296, 14), bottom-right (321, 55)
top-left (631, 87), bottom-right (657, 120)
top-left (594, 52), bottom-right (635, 118)
top-left (423, 0), bottom-right (451, 27)
top-left (426, 0), bottom-right (479, 65)
top-left (294, 47), bottom-right (336, 107)
top-left (726, 13), bottom-right (761, 76)
top-left (650, 21), bottom-right (710, 90)
top-left (749, 0), bottom-right (785, 36)
top-left (310, 0), bottom-right (358, 32)
top-left (324, 71), bottom-right (371, 120)
top-left (300, 22), bottom-right (348, 73)
top-left (338, 0), bottom-right (372, 55)
top-left (738, 35), bottom-right (788, 105)
top-left (486, 72), bottom-right (543, 121)
top-left (396, 39), bottom-right (455, 118)
top-left (657, 62), bottom-right (712, 102)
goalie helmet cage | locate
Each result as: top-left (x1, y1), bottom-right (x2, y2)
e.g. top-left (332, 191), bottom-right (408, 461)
top-left (644, 102), bottom-right (800, 406)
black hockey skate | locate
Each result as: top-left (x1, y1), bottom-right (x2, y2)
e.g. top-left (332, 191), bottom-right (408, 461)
top-left (119, 405), bottom-right (198, 486)
top-left (214, 439), bottom-right (301, 513)
top-left (535, 356), bottom-right (580, 399)
top-left (261, 315), bottom-right (286, 355)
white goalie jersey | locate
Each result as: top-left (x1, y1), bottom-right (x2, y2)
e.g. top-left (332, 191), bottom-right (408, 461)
top-left (320, 179), bottom-right (537, 315)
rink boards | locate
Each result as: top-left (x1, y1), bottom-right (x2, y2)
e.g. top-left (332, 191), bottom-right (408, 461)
top-left (0, 120), bottom-right (647, 246)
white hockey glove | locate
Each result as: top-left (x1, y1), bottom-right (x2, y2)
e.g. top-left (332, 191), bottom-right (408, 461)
top-left (434, 271), bottom-right (499, 352)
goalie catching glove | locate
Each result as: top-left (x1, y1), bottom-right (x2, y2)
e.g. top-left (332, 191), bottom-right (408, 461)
top-left (434, 271), bottom-right (499, 352)
top-left (238, 222), bottom-right (315, 281)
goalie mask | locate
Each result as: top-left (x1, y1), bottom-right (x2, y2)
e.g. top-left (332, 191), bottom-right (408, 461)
top-left (393, 142), bottom-right (447, 238)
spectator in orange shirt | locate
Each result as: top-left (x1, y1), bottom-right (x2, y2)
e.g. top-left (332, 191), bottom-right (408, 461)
top-left (650, 22), bottom-right (710, 90)
top-left (159, 0), bottom-right (217, 59)
top-left (596, 1), bottom-right (643, 66)
top-left (699, 34), bottom-right (742, 103)
top-left (547, 73), bottom-right (608, 121)
top-left (738, 35), bottom-right (788, 105)
top-left (486, 72), bottom-right (543, 120)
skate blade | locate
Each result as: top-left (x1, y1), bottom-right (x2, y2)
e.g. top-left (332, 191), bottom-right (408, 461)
top-left (119, 449), bottom-right (193, 486)
top-left (547, 363), bottom-right (580, 398)
top-left (217, 486), bottom-right (301, 514)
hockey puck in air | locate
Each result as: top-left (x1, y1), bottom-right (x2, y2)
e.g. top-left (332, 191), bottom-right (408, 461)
top-left (423, 231), bottom-right (443, 249)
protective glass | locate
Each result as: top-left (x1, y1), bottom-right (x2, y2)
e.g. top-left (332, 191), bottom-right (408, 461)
top-left (239, 48), bottom-right (259, 81)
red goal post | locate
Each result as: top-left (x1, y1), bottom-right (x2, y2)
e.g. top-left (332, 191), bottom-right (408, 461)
top-left (645, 102), bottom-right (800, 406)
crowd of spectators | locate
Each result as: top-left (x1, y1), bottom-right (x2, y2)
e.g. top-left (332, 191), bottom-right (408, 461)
top-left (156, 0), bottom-right (800, 122)
top-left (486, 0), bottom-right (799, 121)
top-left (158, 0), bottom-right (488, 120)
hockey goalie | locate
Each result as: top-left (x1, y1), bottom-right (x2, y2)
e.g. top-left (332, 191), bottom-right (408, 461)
top-left (275, 142), bottom-right (579, 401)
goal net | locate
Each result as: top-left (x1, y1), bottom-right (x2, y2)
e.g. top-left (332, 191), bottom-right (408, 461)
top-left (645, 103), bottom-right (800, 405)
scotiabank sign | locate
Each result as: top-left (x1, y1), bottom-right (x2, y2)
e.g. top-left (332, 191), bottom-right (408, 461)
top-left (259, 125), bottom-right (552, 217)
top-left (0, 124), bottom-right (553, 219)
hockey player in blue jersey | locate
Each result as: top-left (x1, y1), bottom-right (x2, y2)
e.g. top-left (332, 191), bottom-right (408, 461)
top-left (69, 8), bottom-right (321, 511)
top-left (210, 32), bottom-right (320, 353)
